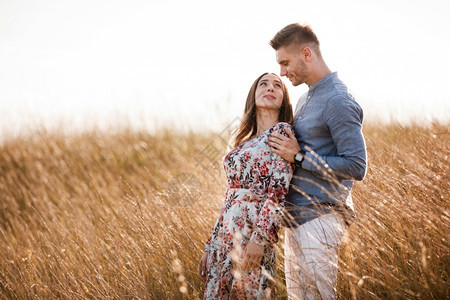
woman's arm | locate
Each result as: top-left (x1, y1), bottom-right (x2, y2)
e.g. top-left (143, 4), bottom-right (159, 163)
top-left (249, 152), bottom-right (293, 245)
top-left (253, 123), bottom-right (294, 244)
top-left (242, 124), bottom-right (294, 270)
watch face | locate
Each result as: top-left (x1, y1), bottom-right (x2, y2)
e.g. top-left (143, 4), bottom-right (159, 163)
top-left (295, 153), bottom-right (304, 162)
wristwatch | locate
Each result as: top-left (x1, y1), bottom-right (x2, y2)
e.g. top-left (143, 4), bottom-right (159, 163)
top-left (294, 150), bottom-right (305, 168)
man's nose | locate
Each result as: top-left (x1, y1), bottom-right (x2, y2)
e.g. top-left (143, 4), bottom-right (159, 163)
top-left (280, 67), bottom-right (286, 77)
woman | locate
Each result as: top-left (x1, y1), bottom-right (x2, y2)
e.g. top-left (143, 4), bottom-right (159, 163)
top-left (198, 73), bottom-right (294, 299)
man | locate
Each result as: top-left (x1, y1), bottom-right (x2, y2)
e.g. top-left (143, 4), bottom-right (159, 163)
top-left (268, 23), bottom-right (367, 299)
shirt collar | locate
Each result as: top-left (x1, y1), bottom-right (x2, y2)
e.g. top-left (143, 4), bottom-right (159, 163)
top-left (309, 71), bottom-right (338, 91)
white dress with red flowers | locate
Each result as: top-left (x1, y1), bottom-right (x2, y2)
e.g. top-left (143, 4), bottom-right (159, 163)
top-left (204, 122), bottom-right (294, 299)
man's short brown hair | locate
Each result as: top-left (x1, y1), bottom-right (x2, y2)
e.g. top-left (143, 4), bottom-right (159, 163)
top-left (270, 23), bottom-right (321, 55)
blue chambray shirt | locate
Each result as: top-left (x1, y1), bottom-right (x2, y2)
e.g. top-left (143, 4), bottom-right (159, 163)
top-left (285, 72), bottom-right (367, 227)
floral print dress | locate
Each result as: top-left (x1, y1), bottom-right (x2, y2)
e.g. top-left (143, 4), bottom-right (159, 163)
top-left (204, 122), bottom-right (294, 299)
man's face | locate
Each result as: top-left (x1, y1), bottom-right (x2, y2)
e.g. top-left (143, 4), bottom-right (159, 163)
top-left (276, 45), bottom-right (309, 86)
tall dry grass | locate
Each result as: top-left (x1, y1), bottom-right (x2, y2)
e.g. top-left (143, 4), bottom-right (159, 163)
top-left (0, 122), bottom-right (448, 299)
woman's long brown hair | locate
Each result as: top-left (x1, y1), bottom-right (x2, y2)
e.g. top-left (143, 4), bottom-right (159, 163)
top-left (233, 72), bottom-right (293, 148)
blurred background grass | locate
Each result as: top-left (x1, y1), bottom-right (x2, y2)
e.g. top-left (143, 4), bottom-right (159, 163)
top-left (0, 122), bottom-right (448, 299)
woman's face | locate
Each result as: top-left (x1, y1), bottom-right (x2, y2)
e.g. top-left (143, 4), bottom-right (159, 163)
top-left (254, 73), bottom-right (284, 112)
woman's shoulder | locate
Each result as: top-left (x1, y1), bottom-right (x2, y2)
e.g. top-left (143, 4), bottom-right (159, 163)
top-left (271, 122), bottom-right (294, 136)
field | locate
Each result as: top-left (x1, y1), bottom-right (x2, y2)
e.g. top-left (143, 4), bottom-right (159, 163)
top-left (0, 122), bottom-right (448, 299)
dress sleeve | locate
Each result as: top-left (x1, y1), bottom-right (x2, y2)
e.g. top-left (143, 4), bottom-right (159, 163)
top-left (250, 123), bottom-right (294, 246)
top-left (204, 221), bottom-right (217, 252)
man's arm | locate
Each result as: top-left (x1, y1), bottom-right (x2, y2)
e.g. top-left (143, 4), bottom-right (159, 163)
top-left (303, 95), bottom-right (367, 181)
top-left (268, 96), bottom-right (367, 181)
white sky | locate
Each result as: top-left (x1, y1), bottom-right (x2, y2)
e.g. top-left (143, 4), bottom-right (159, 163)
top-left (0, 0), bottom-right (449, 136)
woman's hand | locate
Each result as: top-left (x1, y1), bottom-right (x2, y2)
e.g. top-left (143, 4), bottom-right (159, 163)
top-left (198, 252), bottom-right (208, 282)
top-left (268, 129), bottom-right (300, 163)
top-left (242, 242), bottom-right (264, 271)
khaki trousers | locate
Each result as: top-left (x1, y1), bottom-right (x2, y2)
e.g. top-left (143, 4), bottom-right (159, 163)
top-left (284, 213), bottom-right (346, 300)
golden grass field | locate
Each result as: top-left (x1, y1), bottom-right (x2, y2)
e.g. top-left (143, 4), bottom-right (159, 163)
top-left (0, 122), bottom-right (448, 299)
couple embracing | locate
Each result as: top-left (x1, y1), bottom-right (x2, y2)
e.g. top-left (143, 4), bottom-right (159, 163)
top-left (198, 23), bottom-right (367, 300)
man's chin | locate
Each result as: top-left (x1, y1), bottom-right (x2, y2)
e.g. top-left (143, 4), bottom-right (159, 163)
top-left (289, 78), bottom-right (301, 86)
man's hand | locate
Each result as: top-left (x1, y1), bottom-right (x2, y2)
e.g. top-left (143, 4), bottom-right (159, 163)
top-left (241, 242), bottom-right (264, 271)
top-left (268, 129), bottom-right (300, 163)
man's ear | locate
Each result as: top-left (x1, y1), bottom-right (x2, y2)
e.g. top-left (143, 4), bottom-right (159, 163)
top-left (301, 47), bottom-right (313, 62)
